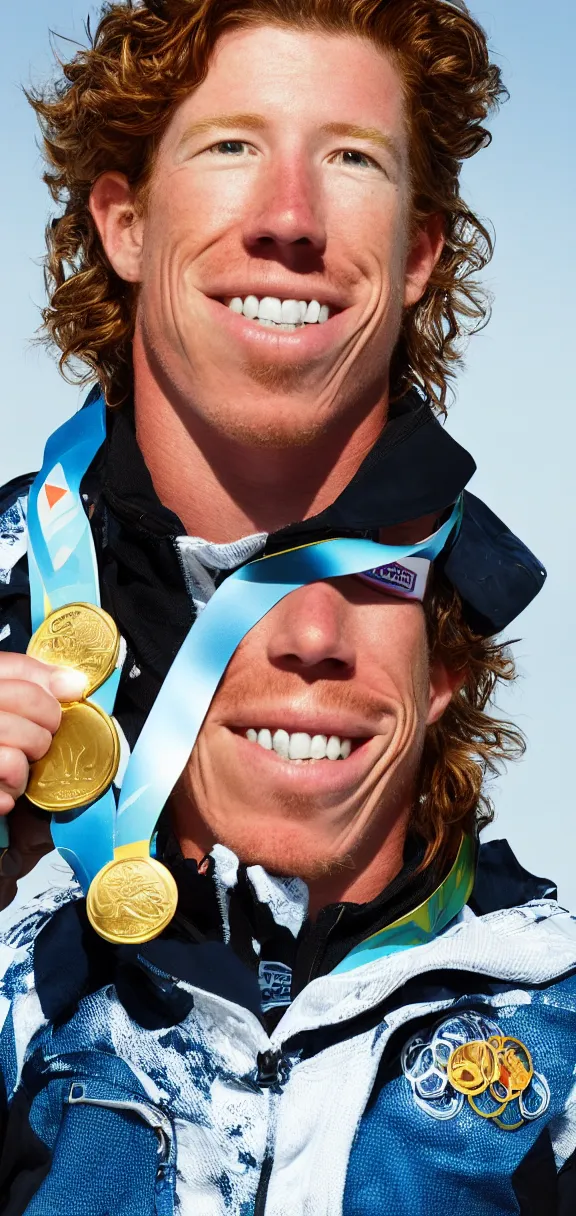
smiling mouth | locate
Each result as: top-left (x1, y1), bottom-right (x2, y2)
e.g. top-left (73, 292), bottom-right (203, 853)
top-left (243, 727), bottom-right (369, 762)
top-left (221, 294), bottom-right (337, 332)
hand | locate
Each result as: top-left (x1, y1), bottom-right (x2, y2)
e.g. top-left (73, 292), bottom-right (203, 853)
top-left (0, 654), bottom-right (87, 814)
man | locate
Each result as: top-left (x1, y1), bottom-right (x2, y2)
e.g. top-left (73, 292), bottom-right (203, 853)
top-left (0, 556), bottom-right (574, 1214)
top-left (0, 4), bottom-right (562, 1208)
top-left (0, 0), bottom-right (513, 891)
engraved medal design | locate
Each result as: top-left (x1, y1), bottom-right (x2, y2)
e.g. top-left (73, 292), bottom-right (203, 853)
top-left (87, 855), bottom-right (178, 945)
top-left (27, 603), bottom-right (120, 698)
top-left (27, 701), bottom-right (120, 812)
top-left (402, 1012), bottom-right (550, 1132)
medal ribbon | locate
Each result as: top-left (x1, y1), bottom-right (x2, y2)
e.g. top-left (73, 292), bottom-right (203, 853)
top-left (27, 401), bottom-right (105, 621)
top-left (27, 398), bottom-right (120, 890)
top-left (331, 833), bottom-right (476, 973)
top-left (26, 397), bottom-right (463, 914)
top-left (116, 510), bottom-right (460, 854)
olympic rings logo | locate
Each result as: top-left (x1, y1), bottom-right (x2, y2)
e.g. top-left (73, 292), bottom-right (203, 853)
top-left (401, 1012), bottom-right (550, 1131)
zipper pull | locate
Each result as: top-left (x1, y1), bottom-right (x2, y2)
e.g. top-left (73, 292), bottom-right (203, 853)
top-left (256, 1049), bottom-right (282, 1088)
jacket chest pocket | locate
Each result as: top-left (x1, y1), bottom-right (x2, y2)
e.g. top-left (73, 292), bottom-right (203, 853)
top-left (24, 1080), bottom-right (176, 1216)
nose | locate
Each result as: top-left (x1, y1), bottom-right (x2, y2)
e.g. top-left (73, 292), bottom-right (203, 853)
top-left (267, 582), bottom-right (356, 678)
top-left (243, 150), bottom-right (327, 262)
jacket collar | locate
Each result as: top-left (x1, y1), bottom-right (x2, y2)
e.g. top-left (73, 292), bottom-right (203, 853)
top-left (98, 390), bottom-right (475, 543)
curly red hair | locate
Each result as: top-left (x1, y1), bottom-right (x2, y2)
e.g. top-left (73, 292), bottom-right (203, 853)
top-left (29, 0), bottom-right (506, 408)
top-left (417, 572), bottom-right (524, 868)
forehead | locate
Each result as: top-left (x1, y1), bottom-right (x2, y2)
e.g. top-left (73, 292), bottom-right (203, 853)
top-left (165, 23), bottom-right (407, 149)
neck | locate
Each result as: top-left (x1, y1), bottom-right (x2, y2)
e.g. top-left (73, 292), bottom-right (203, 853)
top-left (305, 814), bottom-right (409, 918)
top-left (133, 343), bottom-right (387, 542)
top-left (172, 796), bottom-right (410, 919)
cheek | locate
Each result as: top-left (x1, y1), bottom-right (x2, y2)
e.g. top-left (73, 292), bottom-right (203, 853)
top-left (186, 735), bottom-right (218, 800)
top-left (328, 181), bottom-right (405, 268)
top-left (147, 162), bottom-right (256, 262)
top-left (410, 656), bottom-right (434, 734)
top-left (186, 730), bottom-right (252, 818)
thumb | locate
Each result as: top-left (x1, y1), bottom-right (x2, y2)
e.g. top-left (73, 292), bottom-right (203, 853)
top-left (47, 667), bottom-right (89, 703)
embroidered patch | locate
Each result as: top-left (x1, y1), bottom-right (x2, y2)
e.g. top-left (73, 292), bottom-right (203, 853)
top-left (402, 1012), bottom-right (550, 1131)
top-left (358, 555), bottom-right (430, 601)
top-left (367, 561), bottom-right (417, 593)
top-left (258, 960), bottom-right (292, 1012)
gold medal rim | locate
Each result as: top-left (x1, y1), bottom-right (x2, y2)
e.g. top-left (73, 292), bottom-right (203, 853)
top-left (26, 700), bottom-right (120, 813)
top-left (86, 856), bottom-right (178, 945)
top-left (27, 602), bottom-right (120, 698)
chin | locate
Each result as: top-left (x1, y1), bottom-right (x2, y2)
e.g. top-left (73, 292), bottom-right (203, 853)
top-left (215, 823), bottom-right (354, 883)
top-left (197, 382), bottom-right (340, 450)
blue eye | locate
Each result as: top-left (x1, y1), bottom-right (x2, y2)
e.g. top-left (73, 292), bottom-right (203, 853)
top-left (210, 140), bottom-right (247, 155)
top-left (339, 150), bottom-right (375, 169)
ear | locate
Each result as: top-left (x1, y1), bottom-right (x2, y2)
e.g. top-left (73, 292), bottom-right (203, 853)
top-left (426, 657), bottom-right (463, 727)
top-left (89, 172), bottom-right (145, 284)
top-left (403, 213), bottom-right (445, 309)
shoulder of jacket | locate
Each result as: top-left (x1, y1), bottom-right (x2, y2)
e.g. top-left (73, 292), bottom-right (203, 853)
top-left (0, 852), bottom-right (79, 963)
top-left (0, 477), bottom-right (33, 614)
top-left (0, 477), bottom-right (33, 599)
top-left (0, 472), bottom-right (36, 514)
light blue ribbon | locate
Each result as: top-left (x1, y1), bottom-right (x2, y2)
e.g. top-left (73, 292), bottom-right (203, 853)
top-left (26, 396), bottom-right (462, 893)
top-left (27, 401), bottom-right (106, 622)
top-left (27, 397), bottom-right (117, 888)
top-left (116, 507), bottom-right (460, 849)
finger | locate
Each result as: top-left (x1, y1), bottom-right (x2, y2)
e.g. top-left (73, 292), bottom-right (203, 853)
top-left (0, 681), bottom-right (62, 735)
top-left (0, 746), bottom-right (29, 805)
top-left (0, 711), bottom-right (53, 763)
top-left (0, 652), bottom-right (87, 702)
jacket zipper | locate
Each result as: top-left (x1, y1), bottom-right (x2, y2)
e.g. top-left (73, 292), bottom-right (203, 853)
top-left (306, 905), bottom-right (345, 984)
top-left (253, 1154), bottom-right (274, 1216)
top-left (67, 1083), bottom-right (172, 1162)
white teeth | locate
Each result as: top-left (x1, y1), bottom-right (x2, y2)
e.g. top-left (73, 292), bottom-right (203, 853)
top-left (227, 296), bottom-right (330, 326)
top-left (272, 728), bottom-right (290, 759)
top-left (304, 300), bottom-right (321, 324)
top-left (289, 732), bottom-right (312, 760)
top-left (326, 735), bottom-right (341, 761)
top-left (310, 734), bottom-right (328, 759)
top-left (245, 729), bottom-right (353, 761)
top-left (281, 299), bottom-right (303, 324)
top-left (243, 294), bottom-right (259, 319)
top-left (258, 296), bottom-right (283, 323)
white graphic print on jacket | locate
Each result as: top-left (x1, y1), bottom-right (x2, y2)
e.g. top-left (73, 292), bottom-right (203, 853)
top-left (1, 850), bottom-right (576, 1215)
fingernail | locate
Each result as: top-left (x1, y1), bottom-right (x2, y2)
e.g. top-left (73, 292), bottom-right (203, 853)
top-left (49, 667), bottom-right (89, 701)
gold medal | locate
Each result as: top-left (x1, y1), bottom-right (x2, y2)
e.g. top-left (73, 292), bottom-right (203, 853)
top-left (86, 853), bottom-right (178, 945)
top-left (27, 603), bottom-right (120, 699)
top-left (26, 701), bottom-right (120, 812)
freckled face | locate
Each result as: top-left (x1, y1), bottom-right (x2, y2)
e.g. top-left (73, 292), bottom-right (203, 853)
top-left (175, 578), bottom-right (451, 880)
top-left (136, 25), bottom-right (415, 445)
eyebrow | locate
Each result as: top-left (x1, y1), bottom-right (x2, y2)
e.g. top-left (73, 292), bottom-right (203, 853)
top-left (321, 122), bottom-right (403, 167)
top-left (178, 113), bottom-right (268, 143)
top-left (178, 114), bottom-right (402, 165)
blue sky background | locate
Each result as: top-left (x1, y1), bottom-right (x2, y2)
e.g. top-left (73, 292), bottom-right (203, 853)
top-left (1, 1), bottom-right (574, 900)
